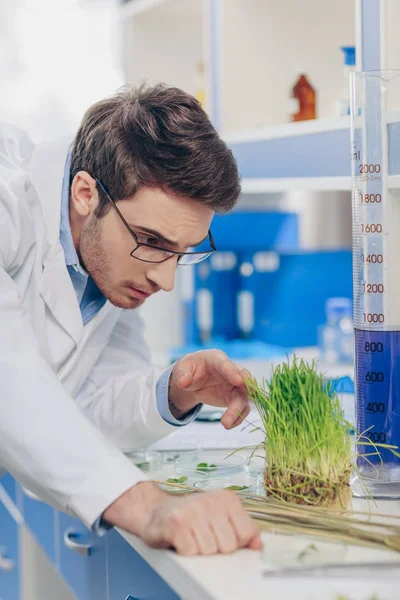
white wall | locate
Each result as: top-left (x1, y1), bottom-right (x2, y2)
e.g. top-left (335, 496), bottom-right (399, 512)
top-left (0, 0), bottom-right (124, 143)
top-left (385, 0), bottom-right (400, 69)
top-left (125, 0), bottom-right (203, 95)
top-left (221, 0), bottom-right (355, 132)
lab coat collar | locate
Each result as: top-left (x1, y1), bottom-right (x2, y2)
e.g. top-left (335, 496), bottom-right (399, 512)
top-left (28, 136), bottom-right (84, 347)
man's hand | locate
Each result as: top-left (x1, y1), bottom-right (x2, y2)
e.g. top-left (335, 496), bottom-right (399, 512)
top-left (103, 482), bottom-right (261, 556)
top-left (169, 350), bottom-right (251, 429)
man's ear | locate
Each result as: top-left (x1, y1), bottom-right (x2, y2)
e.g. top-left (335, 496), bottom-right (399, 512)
top-left (70, 172), bottom-right (98, 217)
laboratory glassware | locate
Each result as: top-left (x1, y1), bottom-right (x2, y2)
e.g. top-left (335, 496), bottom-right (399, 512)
top-left (351, 70), bottom-right (400, 497)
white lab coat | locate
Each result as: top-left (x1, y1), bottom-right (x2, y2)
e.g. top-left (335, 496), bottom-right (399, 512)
top-left (0, 124), bottom-right (177, 529)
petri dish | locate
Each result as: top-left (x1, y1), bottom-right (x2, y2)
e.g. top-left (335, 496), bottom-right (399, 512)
top-left (125, 449), bottom-right (162, 472)
top-left (247, 453), bottom-right (266, 478)
top-left (160, 448), bottom-right (200, 465)
top-left (175, 451), bottom-right (247, 479)
top-left (262, 534), bottom-right (348, 569)
top-left (193, 475), bottom-right (264, 496)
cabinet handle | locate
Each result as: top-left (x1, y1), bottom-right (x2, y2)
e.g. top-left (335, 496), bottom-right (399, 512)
top-left (63, 527), bottom-right (93, 556)
top-left (21, 486), bottom-right (42, 503)
top-left (0, 548), bottom-right (15, 572)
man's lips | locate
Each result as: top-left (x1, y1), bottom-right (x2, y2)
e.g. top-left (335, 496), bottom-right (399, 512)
top-left (126, 285), bottom-right (152, 299)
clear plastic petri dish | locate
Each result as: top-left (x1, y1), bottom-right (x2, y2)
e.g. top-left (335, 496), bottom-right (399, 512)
top-left (193, 475), bottom-right (264, 496)
top-left (262, 534), bottom-right (348, 568)
top-left (125, 449), bottom-right (162, 472)
top-left (247, 454), bottom-right (266, 478)
top-left (175, 451), bottom-right (247, 479)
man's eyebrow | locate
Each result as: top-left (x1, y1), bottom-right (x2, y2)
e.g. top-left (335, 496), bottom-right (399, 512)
top-left (128, 225), bottom-right (209, 248)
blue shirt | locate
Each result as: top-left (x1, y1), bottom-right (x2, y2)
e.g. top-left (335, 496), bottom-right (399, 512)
top-left (59, 149), bottom-right (200, 533)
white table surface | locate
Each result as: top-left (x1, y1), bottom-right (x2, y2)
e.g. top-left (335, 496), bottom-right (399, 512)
top-left (119, 411), bottom-right (400, 600)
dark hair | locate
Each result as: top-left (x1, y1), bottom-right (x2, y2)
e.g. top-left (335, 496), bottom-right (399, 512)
top-left (70, 82), bottom-right (241, 217)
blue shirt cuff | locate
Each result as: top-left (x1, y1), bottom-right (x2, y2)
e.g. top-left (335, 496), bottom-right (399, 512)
top-left (92, 516), bottom-right (113, 537)
top-left (156, 365), bottom-right (202, 426)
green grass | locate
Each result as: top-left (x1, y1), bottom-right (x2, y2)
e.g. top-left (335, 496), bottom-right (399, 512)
top-left (246, 357), bottom-right (353, 507)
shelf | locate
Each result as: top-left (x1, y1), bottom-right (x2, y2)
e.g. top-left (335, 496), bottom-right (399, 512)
top-left (241, 177), bottom-right (351, 194)
top-left (228, 127), bottom-right (351, 180)
top-left (223, 117), bottom-right (350, 145)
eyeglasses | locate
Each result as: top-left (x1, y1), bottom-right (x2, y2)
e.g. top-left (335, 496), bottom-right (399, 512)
top-left (94, 178), bottom-right (216, 265)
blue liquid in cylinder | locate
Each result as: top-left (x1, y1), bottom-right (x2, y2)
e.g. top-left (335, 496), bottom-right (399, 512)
top-left (355, 329), bottom-right (400, 471)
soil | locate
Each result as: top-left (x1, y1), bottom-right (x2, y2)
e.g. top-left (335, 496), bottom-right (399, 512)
top-left (264, 467), bottom-right (352, 508)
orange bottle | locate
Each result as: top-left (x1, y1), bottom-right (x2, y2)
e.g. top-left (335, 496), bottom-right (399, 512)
top-left (291, 74), bottom-right (316, 121)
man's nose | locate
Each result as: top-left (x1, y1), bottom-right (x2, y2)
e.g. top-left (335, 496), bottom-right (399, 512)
top-left (146, 257), bottom-right (178, 292)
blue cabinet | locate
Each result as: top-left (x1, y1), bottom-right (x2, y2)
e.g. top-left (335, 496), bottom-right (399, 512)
top-left (1, 474), bottom-right (16, 506)
top-left (0, 498), bottom-right (20, 600)
top-left (57, 513), bottom-right (107, 600)
top-left (107, 530), bottom-right (179, 600)
top-left (20, 486), bottom-right (56, 564)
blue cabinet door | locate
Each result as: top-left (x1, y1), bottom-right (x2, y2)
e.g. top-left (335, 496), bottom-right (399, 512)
top-left (107, 530), bottom-right (180, 600)
top-left (1, 474), bottom-right (16, 505)
top-left (0, 499), bottom-right (20, 600)
top-left (20, 486), bottom-right (56, 564)
top-left (58, 513), bottom-right (107, 600)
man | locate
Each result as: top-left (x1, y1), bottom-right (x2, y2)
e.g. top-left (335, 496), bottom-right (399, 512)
top-left (0, 83), bottom-right (260, 556)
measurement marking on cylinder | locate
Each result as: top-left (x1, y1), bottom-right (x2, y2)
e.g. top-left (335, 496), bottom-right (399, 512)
top-left (361, 223), bottom-right (383, 234)
top-left (359, 163), bottom-right (381, 174)
top-left (359, 193), bottom-right (382, 203)
top-left (362, 283), bottom-right (384, 294)
top-left (362, 254), bottom-right (384, 264)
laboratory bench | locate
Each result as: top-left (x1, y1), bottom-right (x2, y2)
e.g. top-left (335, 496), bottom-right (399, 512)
top-left (2, 398), bottom-right (400, 600)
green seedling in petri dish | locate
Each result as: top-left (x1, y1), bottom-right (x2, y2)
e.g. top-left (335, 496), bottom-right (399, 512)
top-left (196, 462), bottom-right (218, 472)
top-left (135, 462), bottom-right (150, 471)
top-left (166, 476), bottom-right (188, 484)
top-left (225, 485), bottom-right (249, 491)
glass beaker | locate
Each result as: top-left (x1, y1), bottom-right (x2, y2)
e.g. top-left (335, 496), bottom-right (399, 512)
top-left (351, 70), bottom-right (400, 497)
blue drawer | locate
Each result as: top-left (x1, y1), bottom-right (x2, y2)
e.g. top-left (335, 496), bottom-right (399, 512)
top-left (0, 497), bottom-right (20, 600)
top-left (107, 530), bottom-right (179, 600)
top-left (20, 485), bottom-right (56, 563)
top-left (58, 513), bottom-right (107, 600)
top-left (1, 474), bottom-right (16, 505)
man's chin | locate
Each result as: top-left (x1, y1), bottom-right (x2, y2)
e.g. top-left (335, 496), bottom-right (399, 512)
top-left (104, 291), bottom-right (146, 310)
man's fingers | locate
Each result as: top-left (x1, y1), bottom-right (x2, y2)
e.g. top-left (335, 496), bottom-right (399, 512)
top-left (217, 356), bottom-right (244, 387)
top-left (145, 488), bottom-right (262, 556)
top-left (192, 525), bottom-right (218, 555)
top-left (172, 528), bottom-right (199, 556)
top-left (228, 404), bottom-right (251, 429)
top-left (176, 372), bottom-right (193, 389)
top-left (210, 516), bottom-right (238, 554)
top-left (227, 494), bottom-right (261, 548)
top-left (239, 367), bottom-right (252, 382)
top-left (171, 357), bottom-right (195, 389)
top-left (248, 534), bottom-right (263, 550)
top-left (221, 393), bottom-right (250, 429)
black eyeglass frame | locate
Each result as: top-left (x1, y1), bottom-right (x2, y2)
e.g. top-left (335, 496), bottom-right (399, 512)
top-left (94, 177), bottom-right (217, 265)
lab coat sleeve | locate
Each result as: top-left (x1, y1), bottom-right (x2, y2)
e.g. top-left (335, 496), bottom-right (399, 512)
top-left (75, 308), bottom-right (197, 452)
top-left (0, 176), bottom-right (147, 530)
top-left (156, 365), bottom-right (203, 425)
